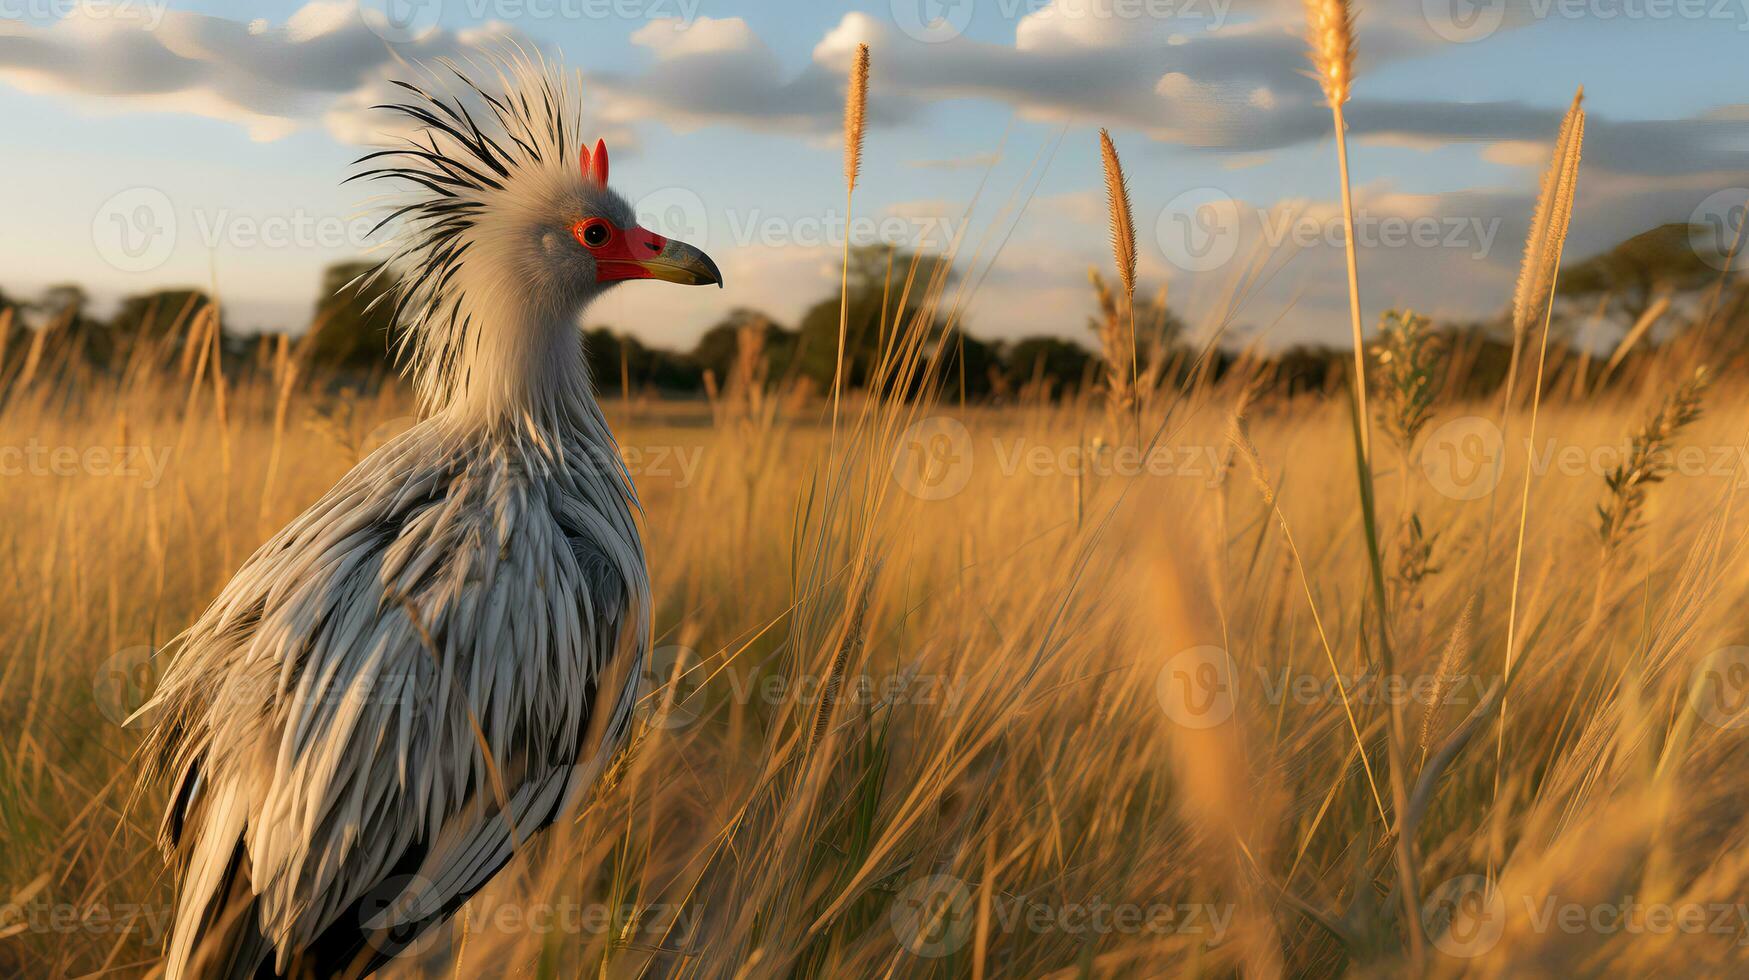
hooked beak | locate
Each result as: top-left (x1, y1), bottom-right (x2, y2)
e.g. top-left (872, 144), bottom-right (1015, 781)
top-left (597, 226), bottom-right (723, 288)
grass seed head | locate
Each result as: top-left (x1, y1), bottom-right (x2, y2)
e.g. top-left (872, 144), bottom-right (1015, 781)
top-left (843, 43), bottom-right (870, 193)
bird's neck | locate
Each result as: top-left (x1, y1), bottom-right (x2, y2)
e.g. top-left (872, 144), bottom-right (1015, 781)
top-left (424, 285), bottom-right (603, 437)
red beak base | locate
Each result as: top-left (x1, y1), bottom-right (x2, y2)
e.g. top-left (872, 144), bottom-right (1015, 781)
top-left (576, 220), bottom-right (722, 288)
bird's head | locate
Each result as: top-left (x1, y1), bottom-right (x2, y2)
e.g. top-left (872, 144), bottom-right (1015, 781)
top-left (357, 59), bottom-right (721, 420)
top-left (448, 134), bottom-right (721, 325)
top-left (564, 139), bottom-right (721, 291)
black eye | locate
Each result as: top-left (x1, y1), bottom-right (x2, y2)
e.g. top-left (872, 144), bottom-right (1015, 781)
top-left (581, 222), bottom-right (610, 247)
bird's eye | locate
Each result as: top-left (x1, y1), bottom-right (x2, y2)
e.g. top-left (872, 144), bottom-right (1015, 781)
top-left (574, 220), bottom-right (612, 249)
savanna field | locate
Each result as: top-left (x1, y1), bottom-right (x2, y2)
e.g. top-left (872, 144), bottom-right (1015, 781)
top-left (4, 4), bottom-right (1749, 978)
top-left (4, 252), bottom-right (1749, 978)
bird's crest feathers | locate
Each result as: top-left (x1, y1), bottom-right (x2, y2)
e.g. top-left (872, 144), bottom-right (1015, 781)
top-left (581, 137), bottom-right (608, 188)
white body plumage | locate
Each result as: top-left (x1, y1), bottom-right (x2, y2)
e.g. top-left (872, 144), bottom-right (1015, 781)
top-left (138, 55), bottom-right (720, 978)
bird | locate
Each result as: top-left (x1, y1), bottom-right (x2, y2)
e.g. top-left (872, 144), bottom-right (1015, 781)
top-left (134, 55), bottom-right (722, 979)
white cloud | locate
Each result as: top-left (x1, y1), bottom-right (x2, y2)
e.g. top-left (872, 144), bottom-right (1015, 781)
top-left (0, 2), bottom-right (523, 142)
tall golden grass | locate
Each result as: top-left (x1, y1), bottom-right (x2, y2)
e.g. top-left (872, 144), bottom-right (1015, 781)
top-left (3, 33), bottom-right (1749, 980)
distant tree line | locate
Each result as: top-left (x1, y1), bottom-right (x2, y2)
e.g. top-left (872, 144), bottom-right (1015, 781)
top-left (2, 223), bottom-right (1743, 401)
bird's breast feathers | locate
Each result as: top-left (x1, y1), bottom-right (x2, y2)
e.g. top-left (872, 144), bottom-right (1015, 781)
top-left (145, 418), bottom-right (650, 964)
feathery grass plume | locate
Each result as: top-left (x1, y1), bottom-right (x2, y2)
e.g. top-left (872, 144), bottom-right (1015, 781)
top-left (1494, 85), bottom-right (1586, 868)
top-left (831, 42), bottom-right (871, 432)
top-left (1098, 128), bottom-right (1139, 442)
top-left (1303, 0), bottom-right (1356, 107)
top-left (1098, 129), bottom-right (1137, 300)
top-left (1301, 0), bottom-right (1369, 454)
top-left (1419, 594), bottom-right (1475, 756)
top-left (843, 43), bottom-right (869, 193)
top-left (1512, 88), bottom-right (1588, 339)
top-left (1597, 367), bottom-right (1710, 552)
top-left (1302, 8), bottom-right (1426, 946)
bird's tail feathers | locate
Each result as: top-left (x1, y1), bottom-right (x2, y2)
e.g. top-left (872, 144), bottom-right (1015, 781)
top-left (164, 782), bottom-right (276, 980)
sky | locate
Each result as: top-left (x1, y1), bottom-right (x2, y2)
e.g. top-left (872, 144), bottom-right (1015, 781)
top-left (0, 0), bottom-right (1745, 351)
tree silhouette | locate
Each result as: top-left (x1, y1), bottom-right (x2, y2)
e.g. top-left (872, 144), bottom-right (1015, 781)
top-left (1559, 223), bottom-right (1725, 324)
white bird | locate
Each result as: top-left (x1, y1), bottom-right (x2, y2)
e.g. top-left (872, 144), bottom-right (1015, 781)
top-left (137, 56), bottom-right (721, 979)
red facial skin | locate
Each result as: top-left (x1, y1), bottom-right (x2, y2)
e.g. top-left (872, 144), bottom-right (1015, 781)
top-left (572, 218), bottom-right (668, 282)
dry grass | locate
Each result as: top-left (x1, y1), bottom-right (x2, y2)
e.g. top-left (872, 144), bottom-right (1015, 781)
top-left (4, 309), bottom-right (1749, 978)
top-left (4, 37), bottom-right (1749, 980)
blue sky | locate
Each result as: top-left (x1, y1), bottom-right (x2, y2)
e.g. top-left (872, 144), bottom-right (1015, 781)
top-left (1, 0), bottom-right (1744, 350)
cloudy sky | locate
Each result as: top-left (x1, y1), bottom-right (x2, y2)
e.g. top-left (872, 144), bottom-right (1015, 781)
top-left (1, 0), bottom-right (1744, 349)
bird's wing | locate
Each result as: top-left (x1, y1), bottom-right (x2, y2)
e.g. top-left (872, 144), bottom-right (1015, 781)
top-left (144, 427), bottom-right (644, 977)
